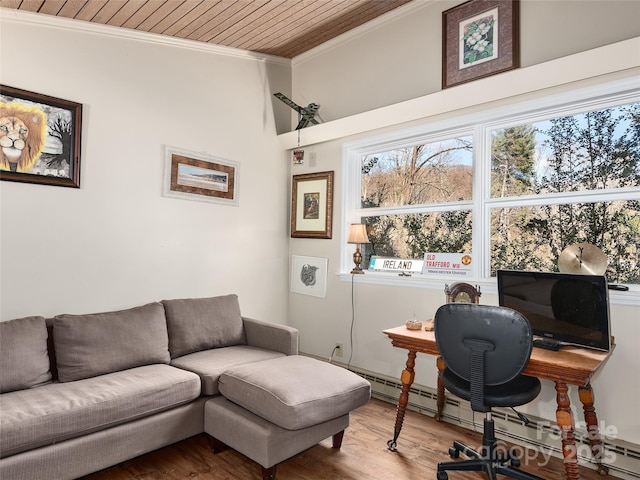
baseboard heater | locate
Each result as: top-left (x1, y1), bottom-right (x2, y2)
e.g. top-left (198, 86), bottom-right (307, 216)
top-left (359, 367), bottom-right (640, 480)
top-left (308, 355), bottom-right (640, 480)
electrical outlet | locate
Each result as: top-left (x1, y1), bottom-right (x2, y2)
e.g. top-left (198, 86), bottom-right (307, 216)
top-left (335, 343), bottom-right (343, 357)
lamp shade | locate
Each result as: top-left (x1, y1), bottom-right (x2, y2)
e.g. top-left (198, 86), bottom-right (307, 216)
top-left (348, 224), bottom-right (369, 244)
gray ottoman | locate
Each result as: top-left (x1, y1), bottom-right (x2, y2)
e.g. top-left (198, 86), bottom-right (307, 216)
top-left (205, 355), bottom-right (371, 480)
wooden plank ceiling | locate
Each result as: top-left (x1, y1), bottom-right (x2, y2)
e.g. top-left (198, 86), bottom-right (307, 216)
top-left (1, 0), bottom-right (412, 58)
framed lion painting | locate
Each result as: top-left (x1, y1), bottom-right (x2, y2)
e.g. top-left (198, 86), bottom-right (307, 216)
top-left (0, 85), bottom-right (82, 188)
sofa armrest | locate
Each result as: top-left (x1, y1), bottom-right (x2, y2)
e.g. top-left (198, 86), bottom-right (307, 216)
top-left (242, 317), bottom-right (299, 355)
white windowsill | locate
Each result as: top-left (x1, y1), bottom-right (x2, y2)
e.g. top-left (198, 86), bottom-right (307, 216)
top-left (337, 271), bottom-right (640, 307)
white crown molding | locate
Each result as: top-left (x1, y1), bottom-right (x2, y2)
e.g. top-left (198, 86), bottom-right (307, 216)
top-left (279, 37), bottom-right (640, 149)
top-left (0, 7), bottom-right (291, 66)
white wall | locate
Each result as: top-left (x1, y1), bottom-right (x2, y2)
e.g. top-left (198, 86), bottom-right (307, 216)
top-left (292, 0), bottom-right (640, 123)
top-left (0, 11), bottom-right (292, 323)
top-left (286, 0), bottom-right (640, 455)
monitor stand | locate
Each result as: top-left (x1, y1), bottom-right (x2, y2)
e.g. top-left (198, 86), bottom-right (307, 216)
top-left (533, 338), bottom-right (563, 351)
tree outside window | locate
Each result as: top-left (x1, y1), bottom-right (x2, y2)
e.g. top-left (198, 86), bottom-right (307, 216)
top-left (348, 94), bottom-right (639, 285)
top-left (359, 137), bottom-right (473, 267)
top-left (490, 103), bottom-right (640, 283)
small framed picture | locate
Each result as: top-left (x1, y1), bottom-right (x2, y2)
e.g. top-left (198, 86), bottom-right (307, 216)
top-left (163, 146), bottom-right (239, 206)
top-left (291, 255), bottom-right (328, 298)
top-left (442, 0), bottom-right (520, 89)
top-left (293, 149), bottom-right (304, 165)
top-left (0, 85), bottom-right (82, 187)
top-left (291, 171), bottom-right (334, 238)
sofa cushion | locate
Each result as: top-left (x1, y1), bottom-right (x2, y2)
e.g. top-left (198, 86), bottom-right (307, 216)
top-left (0, 364), bottom-right (201, 458)
top-left (53, 302), bottom-right (170, 382)
top-left (219, 355), bottom-right (371, 430)
top-left (171, 345), bottom-right (286, 395)
top-left (162, 294), bottom-right (246, 358)
top-left (0, 316), bottom-right (51, 393)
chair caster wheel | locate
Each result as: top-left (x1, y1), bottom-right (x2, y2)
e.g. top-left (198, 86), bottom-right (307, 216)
top-left (448, 447), bottom-right (459, 458)
top-left (387, 439), bottom-right (397, 450)
top-left (437, 471), bottom-right (448, 480)
top-left (510, 457), bottom-right (521, 467)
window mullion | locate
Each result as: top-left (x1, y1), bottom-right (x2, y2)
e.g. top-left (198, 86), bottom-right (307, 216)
top-left (474, 123), bottom-right (491, 280)
top-left (487, 186), bottom-right (640, 209)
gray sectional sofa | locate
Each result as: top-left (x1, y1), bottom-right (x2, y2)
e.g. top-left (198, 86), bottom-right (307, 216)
top-left (0, 294), bottom-right (299, 479)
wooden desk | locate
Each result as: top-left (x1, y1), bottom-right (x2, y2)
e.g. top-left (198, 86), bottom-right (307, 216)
top-left (383, 325), bottom-right (614, 480)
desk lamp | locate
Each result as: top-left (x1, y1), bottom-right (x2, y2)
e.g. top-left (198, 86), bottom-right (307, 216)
top-left (347, 224), bottom-right (370, 274)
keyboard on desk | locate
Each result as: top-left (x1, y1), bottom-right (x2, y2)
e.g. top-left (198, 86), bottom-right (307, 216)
top-left (533, 338), bottom-right (563, 351)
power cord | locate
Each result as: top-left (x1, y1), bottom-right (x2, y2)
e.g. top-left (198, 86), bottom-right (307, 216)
top-left (348, 272), bottom-right (356, 370)
top-left (329, 345), bottom-right (340, 363)
top-left (327, 273), bottom-right (357, 368)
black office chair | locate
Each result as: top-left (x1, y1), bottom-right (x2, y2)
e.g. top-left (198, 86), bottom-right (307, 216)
top-left (434, 303), bottom-right (544, 480)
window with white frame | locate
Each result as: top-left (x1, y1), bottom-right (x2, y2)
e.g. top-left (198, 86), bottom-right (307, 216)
top-left (343, 85), bottom-right (640, 285)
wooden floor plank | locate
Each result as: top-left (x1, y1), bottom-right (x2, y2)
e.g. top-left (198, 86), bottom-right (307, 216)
top-left (82, 398), bottom-right (605, 479)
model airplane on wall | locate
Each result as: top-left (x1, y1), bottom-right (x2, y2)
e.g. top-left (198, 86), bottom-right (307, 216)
top-left (273, 93), bottom-right (320, 130)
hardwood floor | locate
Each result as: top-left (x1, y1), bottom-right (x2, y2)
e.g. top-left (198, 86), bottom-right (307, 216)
top-left (83, 398), bottom-right (605, 480)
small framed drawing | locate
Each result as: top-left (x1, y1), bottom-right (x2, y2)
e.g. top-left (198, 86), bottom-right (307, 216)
top-left (163, 146), bottom-right (239, 206)
top-left (0, 85), bottom-right (82, 187)
top-left (442, 0), bottom-right (519, 89)
top-left (291, 171), bottom-right (334, 238)
top-left (291, 255), bottom-right (328, 298)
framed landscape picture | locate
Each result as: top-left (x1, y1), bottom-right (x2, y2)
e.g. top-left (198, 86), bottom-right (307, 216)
top-left (163, 146), bottom-right (239, 206)
top-left (442, 0), bottom-right (520, 89)
top-left (291, 171), bottom-right (334, 239)
top-left (0, 85), bottom-right (82, 187)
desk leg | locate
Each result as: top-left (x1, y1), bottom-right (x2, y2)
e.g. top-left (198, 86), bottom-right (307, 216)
top-left (387, 350), bottom-right (416, 451)
top-left (579, 384), bottom-right (609, 476)
top-left (435, 356), bottom-right (445, 421)
top-left (555, 381), bottom-right (580, 480)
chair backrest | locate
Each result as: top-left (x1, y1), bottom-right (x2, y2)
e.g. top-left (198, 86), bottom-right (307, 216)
top-left (434, 303), bottom-right (533, 388)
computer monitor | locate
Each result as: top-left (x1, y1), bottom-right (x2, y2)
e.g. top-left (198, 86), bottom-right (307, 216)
top-left (497, 270), bottom-right (611, 351)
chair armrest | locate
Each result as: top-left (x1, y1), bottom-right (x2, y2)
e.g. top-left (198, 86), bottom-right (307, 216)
top-left (242, 317), bottom-right (299, 355)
